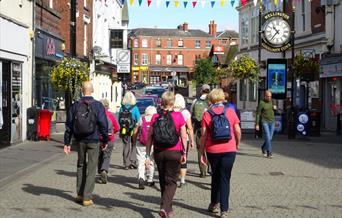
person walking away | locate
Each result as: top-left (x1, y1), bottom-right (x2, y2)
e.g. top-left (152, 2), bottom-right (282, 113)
top-left (63, 81), bottom-right (109, 206)
top-left (174, 94), bottom-right (194, 187)
top-left (190, 84), bottom-right (210, 178)
top-left (134, 106), bottom-right (157, 189)
top-left (98, 99), bottom-right (119, 184)
top-left (119, 91), bottom-right (141, 169)
top-left (145, 91), bottom-right (188, 218)
top-left (255, 90), bottom-right (276, 158)
top-left (199, 88), bottom-right (241, 218)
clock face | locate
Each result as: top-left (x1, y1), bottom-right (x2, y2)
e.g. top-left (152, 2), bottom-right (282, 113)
top-left (263, 17), bottom-right (291, 46)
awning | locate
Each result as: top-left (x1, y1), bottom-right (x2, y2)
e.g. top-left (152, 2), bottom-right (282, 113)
top-left (149, 66), bottom-right (189, 73)
top-left (320, 53), bottom-right (342, 78)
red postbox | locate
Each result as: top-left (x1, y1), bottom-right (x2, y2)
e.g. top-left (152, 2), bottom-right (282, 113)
top-left (37, 109), bottom-right (52, 140)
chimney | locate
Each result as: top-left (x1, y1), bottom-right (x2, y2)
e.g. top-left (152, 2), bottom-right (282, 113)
top-left (208, 20), bottom-right (217, 36)
top-left (182, 22), bottom-right (188, 32)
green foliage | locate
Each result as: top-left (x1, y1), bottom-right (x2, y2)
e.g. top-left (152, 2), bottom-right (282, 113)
top-left (229, 54), bottom-right (259, 84)
top-left (193, 58), bottom-right (216, 85)
top-left (292, 54), bottom-right (320, 81)
top-left (51, 58), bottom-right (90, 95)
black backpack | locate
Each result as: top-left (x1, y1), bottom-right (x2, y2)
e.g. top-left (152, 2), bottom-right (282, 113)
top-left (73, 100), bottom-right (97, 137)
top-left (119, 105), bottom-right (135, 134)
top-left (207, 106), bottom-right (231, 142)
top-left (153, 109), bottom-right (179, 148)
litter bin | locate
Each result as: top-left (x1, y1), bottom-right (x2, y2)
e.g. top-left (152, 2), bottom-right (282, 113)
top-left (309, 111), bottom-right (320, 136)
top-left (37, 109), bottom-right (52, 140)
top-left (27, 106), bottom-right (39, 141)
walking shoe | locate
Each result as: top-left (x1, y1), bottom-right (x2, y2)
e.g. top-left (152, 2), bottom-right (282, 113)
top-left (178, 182), bottom-right (186, 188)
top-left (138, 178), bottom-right (145, 189)
top-left (83, 199), bottom-right (94, 206)
top-left (221, 211), bottom-right (229, 218)
top-left (159, 209), bottom-right (168, 218)
top-left (100, 170), bottom-right (108, 184)
top-left (75, 195), bottom-right (83, 203)
top-left (267, 152), bottom-right (273, 158)
top-left (200, 172), bottom-right (207, 178)
top-left (146, 181), bottom-right (155, 187)
top-left (124, 166), bottom-right (129, 170)
top-left (208, 203), bottom-right (220, 213)
top-left (261, 148), bottom-right (266, 155)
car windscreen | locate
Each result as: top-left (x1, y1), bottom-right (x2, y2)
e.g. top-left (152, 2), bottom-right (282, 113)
top-left (136, 99), bottom-right (154, 107)
top-left (144, 88), bottom-right (165, 97)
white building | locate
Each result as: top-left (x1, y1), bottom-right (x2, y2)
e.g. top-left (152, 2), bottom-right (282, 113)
top-left (91, 0), bottom-right (130, 112)
top-left (0, 0), bottom-right (33, 147)
top-left (236, 0), bottom-right (330, 130)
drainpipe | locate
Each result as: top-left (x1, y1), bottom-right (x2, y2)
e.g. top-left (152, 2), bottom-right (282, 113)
top-left (32, 0), bottom-right (36, 107)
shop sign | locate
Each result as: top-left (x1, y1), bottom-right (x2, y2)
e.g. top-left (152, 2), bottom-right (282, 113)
top-left (139, 66), bottom-right (149, 71)
top-left (132, 67), bottom-right (140, 71)
top-left (213, 46), bottom-right (224, 54)
top-left (118, 64), bottom-right (130, 73)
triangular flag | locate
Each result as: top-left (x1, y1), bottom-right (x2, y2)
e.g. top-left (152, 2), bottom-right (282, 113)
top-left (241, 0), bottom-right (247, 6)
top-left (166, 0), bottom-right (170, 7)
top-left (130, 0), bottom-right (134, 5)
top-left (184, 1), bottom-right (188, 7)
top-left (175, 0), bottom-right (180, 7)
top-left (230, 0), bottom-right (235, 7)
top-left (220, 0), bottom-right (225, 6)
top-left (156, 0), bottom-right (161, 7)
top-left (253, 0), bottom-right (257, 6)
top-left (147, 0), bottom-right (152, 6)
top-left (200, 0), bottom-right (205, 8)
top-left (192, 1), bottom-right (197, 7)
top-left (274, 0), bottom-right (278, 6)
top-left (138, 0), bottom-right (142, 6)
top-left (210, 0), bottom-right (215, 7)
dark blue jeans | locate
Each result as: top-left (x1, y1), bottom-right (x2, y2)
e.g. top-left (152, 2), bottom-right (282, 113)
top-left (207, 152), bottom-right (236, 212)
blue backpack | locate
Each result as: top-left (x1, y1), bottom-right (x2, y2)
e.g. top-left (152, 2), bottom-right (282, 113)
top-left (207, 106), bottom-right (231, 142)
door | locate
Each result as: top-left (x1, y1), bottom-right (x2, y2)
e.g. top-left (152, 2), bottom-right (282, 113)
top-left (0, 61), bottom-right (11, 148)
top-left (11, 62), bottom-right (22, 143)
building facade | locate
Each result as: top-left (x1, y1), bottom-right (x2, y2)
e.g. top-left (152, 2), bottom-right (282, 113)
top-left (0, 0), bottom-right (33, 148)
top-left (129, 21), bottom-right (219, 85)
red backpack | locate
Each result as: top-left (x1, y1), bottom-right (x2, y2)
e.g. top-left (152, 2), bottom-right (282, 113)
top-left (139, 116), bottom-right (150, 145)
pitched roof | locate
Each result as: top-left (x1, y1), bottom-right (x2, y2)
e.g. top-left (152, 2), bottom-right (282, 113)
top-left (216, 30), bottom-right (239, 39)
top-left (130, 28), bottom-right (213, 38)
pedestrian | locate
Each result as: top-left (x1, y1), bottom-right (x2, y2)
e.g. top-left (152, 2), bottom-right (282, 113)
top-left (145, 91), bottom-right (188, 218)
top-left (63, 81), bottom-right (109, 206)
top-left (255, 90), bottom-right (276, 158)
top-left (199, 88), bottom-right (241, 218)
top-left (119, 91), bottom-right (140, 169)
top-left (97, 99), bottom-right (119, 184)
top-left (223, 92), bottom-right (238, 115)
top-left (134, 106), bottom-right (157, 189)
top-left (174, 93), bottom-right (194, 187)
top-left (190, 84), bottom-right (210, 178)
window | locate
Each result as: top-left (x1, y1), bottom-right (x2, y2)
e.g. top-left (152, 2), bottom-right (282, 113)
top-left (49, 0), bottom-right (53, 9)
top-left (83, 24), bottom-right (87, 56)
top-left (110, 30), bottom-right (123, 48)
top-left (134, 39), bottom-right (138, 48)
top-left (166, 54), bottom-right (172, 65)
top-left (142, 39), bottom-right (148, 48)
top-left (239, 79), bottom-right (247, 101)
top-left (178, 39), bottom-right (184, 47)
top-left (248, 80), bottom-right (257, 101)
top-left (195, 40), bottom-right (201, 48)
top-left (156, 38), bottom-right (161, 47)
top-left (177, 54), bottom-right (183, 65)
top-left (134, 54), bottom-right (139, 65)
top-left (155, 54), bottom-right (161, 65)
top-left (251, 8), bottom-right (259, 44)
top-left (167, 39), bottom-right (172, 48)
top-left (241, 13), bottom-right (249, 46)
top-left (205, 40), bottom-right (211, 48)
top-left (142, 54), bottom-right (148, 65)
top-left (301, 0), bottom-right (306, 31)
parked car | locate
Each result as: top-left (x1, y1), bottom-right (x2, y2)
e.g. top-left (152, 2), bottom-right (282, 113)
top-left (136, 97), bottom-right (156, 114)
top-left (140, 94), bottom-right (160, 105)
top-left (144, 86), bottom-right (166, 97)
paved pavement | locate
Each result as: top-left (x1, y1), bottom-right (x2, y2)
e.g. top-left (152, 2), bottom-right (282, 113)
top-left (0, 132), bottom-right (341, 218)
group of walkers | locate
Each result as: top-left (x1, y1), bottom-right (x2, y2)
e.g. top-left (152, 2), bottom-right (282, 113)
top-left (63, 81), bottom-right (276, 218)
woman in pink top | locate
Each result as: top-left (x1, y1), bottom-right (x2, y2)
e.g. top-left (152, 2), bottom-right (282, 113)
top-left (145, 91), bottom-right (187, 218)
top-left (199, 89), bottom-right (241, 218)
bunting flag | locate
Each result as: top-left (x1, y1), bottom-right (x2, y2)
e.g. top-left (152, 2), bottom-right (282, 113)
top-left (200, 0), bottom-right (205, 8)
top-left (147, 0), bottom-right (152, 6)
top-left (230, 0), bottom-right (235, 7)
top-left (129, 0), bottom-right (134, 5)
top-left (274, 0), bottom-right (278, 6)
top-left (220, 0), bottom-right (225, 7)
top-left (210, 0), bottom-right (215, 7)
top-left (253, 0), bottom-right (258, 6)
top-left (175, 0), bottom-right (180, 7)
top-left (156, 0), bottom-right (161, 7)
top-left (138, 0), bottom-right (143, 6)
top-left (184, 1), bottom-right (188, 7)
top-left (241, 0), bottom-right (247, 6)
top-left (166, 0), bottom-right (170, 7)
top-left (192, 1), bottom-right (197, 7)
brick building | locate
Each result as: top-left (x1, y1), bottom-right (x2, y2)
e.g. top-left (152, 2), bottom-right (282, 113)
top-left (129, 21), bottom-right (221, 85)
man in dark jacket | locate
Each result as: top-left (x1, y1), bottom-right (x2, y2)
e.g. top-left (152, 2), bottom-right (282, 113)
top-left (64, 81), bottom-right (109, 206)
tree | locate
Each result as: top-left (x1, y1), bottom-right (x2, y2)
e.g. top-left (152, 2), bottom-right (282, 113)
top-left (228, 54), bottom-right (259, 84)
top-left (193, 58), bottom-right (216, 85)
top-left (292, 54), bottom-right (320, 81)
top-left (51, 58), bottom-right (90, 108)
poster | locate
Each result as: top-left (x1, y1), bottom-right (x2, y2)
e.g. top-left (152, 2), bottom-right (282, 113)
top-left (267, 59), bottom-right (287, 99)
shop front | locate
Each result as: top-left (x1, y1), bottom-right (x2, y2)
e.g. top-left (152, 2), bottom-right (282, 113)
top-left (149, 66), bottom-right (189, 85)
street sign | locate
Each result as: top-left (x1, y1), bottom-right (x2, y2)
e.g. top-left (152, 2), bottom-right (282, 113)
top-left (116, 50), bottom-right (130, 64)
top-left (117, 64), bottom-right (130, 73)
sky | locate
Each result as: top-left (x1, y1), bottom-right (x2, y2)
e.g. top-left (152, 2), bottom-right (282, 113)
top-left (127, 0), bottom-right (239, 33)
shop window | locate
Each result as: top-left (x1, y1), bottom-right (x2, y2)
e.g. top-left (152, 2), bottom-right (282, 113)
top-left (248, 80), bottom-right (257, 101)
top-left (239, 79), bottom-right (247, 101)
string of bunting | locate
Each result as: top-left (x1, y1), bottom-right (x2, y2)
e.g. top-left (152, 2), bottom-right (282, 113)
top-left (127, 0), bottom-right (305, 8)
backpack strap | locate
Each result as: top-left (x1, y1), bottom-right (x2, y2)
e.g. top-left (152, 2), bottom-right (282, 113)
top-left (207, 105), bottom-right (228, 117)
